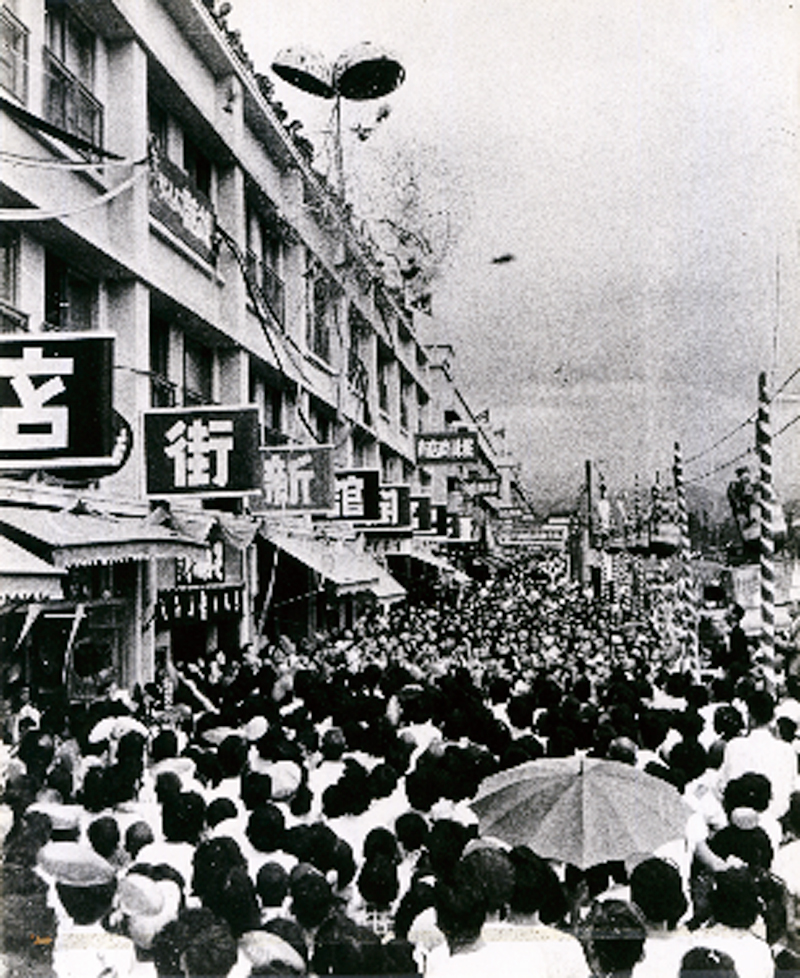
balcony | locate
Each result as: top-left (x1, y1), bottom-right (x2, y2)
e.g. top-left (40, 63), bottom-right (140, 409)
top-left (0, 300), bottom-right (28, 333)
top-left (43, 48), bottom-right (102, 151)
top-left (0, 6), bottom-right (28, 103)
top-left (246, 252), bottom-right (285, 329)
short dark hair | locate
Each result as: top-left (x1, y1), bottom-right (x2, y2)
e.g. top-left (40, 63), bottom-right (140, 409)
top-left (153, 907), bottom-right (238, 978)
top-left (711, 868), bottom-right (760, 929)
top-left (629, 858), bottom-right (687, 928)
top-left (680, 946), bottom-right (739, 978)
top-left (588, 900), bottom-right (646, 976)
top-left (747, 691), bottom-right (775, 727)
top-left (434, 874), bottom-right (487, 949)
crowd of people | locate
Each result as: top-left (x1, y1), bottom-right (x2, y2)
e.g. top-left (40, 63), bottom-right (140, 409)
top-left (2, 553), bottom-right (800, 978)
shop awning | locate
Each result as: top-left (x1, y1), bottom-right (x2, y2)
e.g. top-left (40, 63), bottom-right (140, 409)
top-left (392, 545), bottom-right (471, 584)
top-left (0, 535), bottom-right (64, 602)
top-left (261, 526), bottom-right (405, 601)
top-left (0, 506), bottom-right (209, 568)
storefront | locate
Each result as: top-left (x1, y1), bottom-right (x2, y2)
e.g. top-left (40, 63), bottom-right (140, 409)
top-left (0, 505), bottom-right (206, 705)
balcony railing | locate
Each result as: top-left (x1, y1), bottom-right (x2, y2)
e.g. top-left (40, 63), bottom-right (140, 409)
top-left (150, 373), bottom-right (177, 408)
top-left (246, 251), bottom-right (285, 329)
top-left (43, 48), bottom-right (102, 151)
top-left (0, 300), bottom-right (28, 333)
top-left (0, 6), bottom-right (28, 103)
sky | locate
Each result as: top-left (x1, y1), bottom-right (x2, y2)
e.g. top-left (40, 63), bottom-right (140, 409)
top-left (230, 0), bottom-right (800, 506)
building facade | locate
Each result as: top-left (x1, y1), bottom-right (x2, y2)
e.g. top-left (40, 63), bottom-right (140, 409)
top-left (0, 0), bottom-right (517, 700)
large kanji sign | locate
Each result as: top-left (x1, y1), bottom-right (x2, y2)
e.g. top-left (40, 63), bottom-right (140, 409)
top-left (255, 445), bottom-right (335, 512)
top-left (334, 469), bottom-right (380, 520)
top-left (0, 334), bottom-right (114, 470)
top-left (145, 406), bottom-right (261, 498)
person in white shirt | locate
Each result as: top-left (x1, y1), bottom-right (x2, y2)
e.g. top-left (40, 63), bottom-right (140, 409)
top-left (718, 690), bottom-right (796, 847)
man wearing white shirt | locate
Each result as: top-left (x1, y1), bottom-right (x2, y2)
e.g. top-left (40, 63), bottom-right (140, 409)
top-left (718, 690), bottom-right (796, 847)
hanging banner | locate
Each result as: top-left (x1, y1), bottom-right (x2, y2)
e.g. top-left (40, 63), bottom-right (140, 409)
top-left (416, 431), bottom-right (478, 464)
top-left (334, 469), bottom-right (380, 520)
top-left (145, 406), bottom-right (261, 498)
top-left (0, 334), bottom-right (114, 471)
top-left (255, 445), bottom-right (334, 512)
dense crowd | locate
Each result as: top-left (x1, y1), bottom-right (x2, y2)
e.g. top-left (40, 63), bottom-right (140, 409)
top-left (2, 554), bottom-right (800, 978)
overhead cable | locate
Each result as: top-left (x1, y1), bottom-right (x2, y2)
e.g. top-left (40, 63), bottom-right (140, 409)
top-left (0, 168), bottom-right (143, 222)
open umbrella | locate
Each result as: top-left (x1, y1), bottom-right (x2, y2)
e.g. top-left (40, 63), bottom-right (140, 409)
top-left (470, 756), bottom-right (690, 870)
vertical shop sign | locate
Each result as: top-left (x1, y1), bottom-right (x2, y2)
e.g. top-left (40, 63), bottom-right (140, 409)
top-left (334, 469), bottom-right (380, 520)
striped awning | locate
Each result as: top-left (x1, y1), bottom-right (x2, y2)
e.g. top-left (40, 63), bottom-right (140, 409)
top-left (0, 506), bottom-right (208, 568)
top-left (0, 534), bottom-right (64, 602)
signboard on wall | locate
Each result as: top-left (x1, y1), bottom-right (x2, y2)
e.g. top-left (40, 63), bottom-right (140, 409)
top-left (416, 431), bottom-right (479, 464)
top-left (334, 469), bottom-right (380, 520)
top-left (256, 445), bottom-right (335, 511)
top-left (145, 406), bottom-right (261, 498)
top-left (0, 333), bottom-right (115, 471)
top-left (411, 495), bottom-right (432, 532)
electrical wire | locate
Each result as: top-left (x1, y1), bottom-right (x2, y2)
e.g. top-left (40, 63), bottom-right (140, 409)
top-left (0, 150), bottom-right (147, 170)
top-left (214, 223), bottom-right (323, 444)
top-left (684, 359), bottom-right (800, 467)
top-left (0, 168), bottom-right (143, 222)
top-left (686, 408), bottom-right (800, 485)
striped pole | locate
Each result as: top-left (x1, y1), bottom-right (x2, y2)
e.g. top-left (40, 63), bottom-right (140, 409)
top-left (757, 371), bottom-right (776, 679)
top-left (673, 441), bottom-right (698, 675)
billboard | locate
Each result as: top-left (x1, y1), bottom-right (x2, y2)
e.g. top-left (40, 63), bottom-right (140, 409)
top-left (145, 406), bottom-right (261, 498)
top-left (0, 333), bottom-right (114, 471)
top-left (416, 431), bottom-right (479, 464)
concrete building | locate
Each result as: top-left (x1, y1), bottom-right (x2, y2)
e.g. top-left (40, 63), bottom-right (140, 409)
top-left (0, 0), bottom-right (514, 702)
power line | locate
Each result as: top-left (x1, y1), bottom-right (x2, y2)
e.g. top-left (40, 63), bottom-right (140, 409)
top-left (685, 360), bottom-right (800, 467)
top-left (686, 409), bottom-right (800, 485)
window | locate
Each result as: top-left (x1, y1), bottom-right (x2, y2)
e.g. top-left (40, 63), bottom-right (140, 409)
top-left (44, 252), bottom-right (95, 331)
top-left (378, 361), bottom-right (389, 413)
top-left (183, 135), bottom-right (211, 198)
top-left (307, 266), bottom-right (336, 363)
top-left (0, 226), bottom-right (18, 306)
top-left (148, 100), bottom-right (167, 154)
top-left (0, 5), bottom-right (28, 103)
top-left (246, 208), bottom-right (285, 328)
top-left (44, 3), bottom-right (101, 149)
top-left (149, 317), bottom-right (175, 407)
top-left (183, 336), bottom-right (213, 406)
top-left (0, 227), bottom-right (26, 332)
top-left (400, 378), bottom-right (411, 431)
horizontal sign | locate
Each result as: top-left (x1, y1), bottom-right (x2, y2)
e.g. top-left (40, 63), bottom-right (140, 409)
top-left (465, 476), bottom-right (500, 497)
top-left (416, 431), bottom-right (478, 464)
top-left (145, 406), bottom-right (261, 498)
top-left (496, 522), bottom-right (568, 549)
top-left (0, 334), bottom-right (115, 470)
top-left (257, 445), bottom-right (334, 511)
top-left (157, 584), bottom-right (243, 624)
top-left (334, 469), bottom-right (380, 520)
